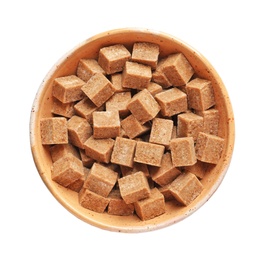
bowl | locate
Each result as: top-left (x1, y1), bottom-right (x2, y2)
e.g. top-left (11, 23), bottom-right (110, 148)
top-left (30, 28), bottom-right (235, 232)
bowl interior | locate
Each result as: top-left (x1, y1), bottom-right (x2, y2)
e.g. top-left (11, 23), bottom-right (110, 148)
top-left (30, 28), bottom-right (234, 232)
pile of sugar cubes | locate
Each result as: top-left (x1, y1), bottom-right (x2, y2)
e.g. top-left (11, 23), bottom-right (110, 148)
top-left (40, 42), bottom-right (224, 221)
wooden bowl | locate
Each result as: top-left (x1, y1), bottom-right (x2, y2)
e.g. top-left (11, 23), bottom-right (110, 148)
top-left (30, 28), bottom-right (235, 232)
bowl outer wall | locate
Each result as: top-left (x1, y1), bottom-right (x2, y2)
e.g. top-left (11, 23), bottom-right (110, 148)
top-left (30, 28), bottom-right (235, 233)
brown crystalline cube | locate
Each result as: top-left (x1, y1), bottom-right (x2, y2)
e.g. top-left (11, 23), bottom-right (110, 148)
top-left (127, 89), bottom-right (160, 124)
top-left (118, 171), bottom-right (150, 204)
top-left (51, 153), bottom-right (84, 187)
top-left (131, 42), bottom-right (160, 69)
top-left (169, 172), bottom-right (203, 206)
top-left (134, 141), bottom-right (165, 167)
top-left (155, 87), bottom-right (188, 117)
top-left (105, 91), bottom-right (131, 118)
top-left (84, 136), bottom-right (114, 163)
top-left (171, 125), bottom-right (177, 138)
top-left (76, 58), bottom-right (105, 82)
top-left (74, 97), bottom-right (103, 124)
top-left (107, 189), bottom-right (135, 216)
top-left (40, 117), bottom-right (68, 145)
top-left (51, 97), bottom-right (75, 118)
top-left (81, 73), bottom-right (115, 107)
top-left (195, 132), bottom-right (224, 164)
top-left (67, 115), bottom-right (92, 149)
top-left (50, 143), bottom-right (80, 162)
top-left (158, 185), bottom-right (175, 201)
top-left (67, 166), bottom-right (89, 192)
top-left (98, 44), bottom-right (131, 75)
top-left (152, 58), bottom-right (172, 88)
top-left (146, 82), bottom-right (163, 96)
top-left (67, 177), bottom-right (84, 193)
top-left (52, 75), bottom-right (85, 103)
top-left (121, 114), bottom-right (150, 139)
top-left (134, 188), bottom-right (165, 221)
top-left (161, 53), bottom-right (194, 86)
top-left (185, 160), bottom-right (212, 180)
top-left (122, 61), bottom-right (152, 90)
top-left (196, 108), bottom-right (219, 135)
top-left (120, 162), bottom-right (149, 177)
top-left (83, 162), bottom-right (118, 197)
top-left (131, 162), bottom-right (149, 177)
top-left (186, 78), bottom-right (215, 110)
top-left (79, 149), bottom-right (95, 168)
top-left (150, 152), bottom-right (181, 187)
top-left (177, 112), bottom-right (203, 141)
top-left (149, 118), bottom-right (173, 147)
top-left (170, 137), bottom-right (197, 167)
top-left (166, 125), bottom-right (177, 150)
top-left (111, 137), bottom-right (137, 167)
top-left (110, 73), bottom-right (131, 93)
top-left (79, 188), bottom-right (109, 213)
top-left (93, 111), bottom-right (120, 139)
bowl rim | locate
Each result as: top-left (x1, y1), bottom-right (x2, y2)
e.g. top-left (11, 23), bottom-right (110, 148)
top-left (30, 27), bottom-right (235, 233)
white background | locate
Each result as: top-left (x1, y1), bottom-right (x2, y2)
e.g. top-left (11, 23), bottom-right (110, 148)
top-left (1, 0), bottom-right (273, 259)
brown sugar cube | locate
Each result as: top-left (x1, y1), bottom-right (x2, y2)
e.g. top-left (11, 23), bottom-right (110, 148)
top-left (186, 78), bottom-right (215, 110)
top-left (67, 166), bottom-right (89, 192)
top-left (134, 141), bottom-right (165, 167)
top-left (52, 75), bottom-right (85, 103)
top-left (121, 114), bottom-right (150, 139)
top-left (166, 125), bottom-right (177, 150)
top-left (171, 125), bottom-right (177, 139)
top-left (134, 188), bottom-right (165, 221)
top-left (93, 111), bottom-right (120, 139)
top-left (127, 89), bottom-right (160, 124)
top-left (158, 186), bottom-right (174, 201)
top-left (110, 73), bottom-right (131, 93)
top-left (149, 118), bottom-right (173, 147)
top-left (196, 108), bottom-right (219, 135)
top-left (110, 73), bottom-right (122, 92)
top-left (169, 172), bottom-right (203, 206)
top-left (119, 127), bottom-right (127, 138)
top-left (81, 73), bottom-right (115, 107)
top-left (67, 176), bottom-right (84, 193)
top-left (131, 42), bottom-right (160, 69)
top-left (76, 58), bottom-right (105, 82)
top-left (122, 61), bottom-right (152, 90)
top-left (185, 160), bottom-right (213, 180)
top-left (170, 137), bottom-right (197, 167)
top-left (98, 44), bottom-right (131, 75)
top-left (52, 98), bottom-right (75, 118)
top-left (150, 152), bottom-right (181, 187)
top-left (51, 153), bottom-right (84, 187)
top-left (195, 132), bottom-right (225, 164)
top-left (74, 97), bottom-right (103, 124)
top-left (79, 149), bottom-right (95, 168)
top-left (177, 112), bottom-right (203, 141)
top-left (118, 171), bottom-right (150, 204)
top-left (152, 58), bottom-right (172, 88)
top-left (84, 136), bottom-right (114, 163)
top-left (161, 53), bottom-right (194, 86)
top-left (107, 189), bottom-right (135, 216)
top-left (105, 92), bottom-right (131, 118)
top-left (146, 82), bottom-right (163, 96)
top-left (120, 162), bottom-right (149, 177)
top-left (67, 115), bottom-right (92, 149)
top-left (40, 117), bottom-right (68, 145)
top-left (50, 143), bottom-right (80, 162)
top-left (111, 137), bottom-right (137, 167)
top-left (155, 87), bottom-right (188, 117)
top-left (83, 162), bottom-right (118, 197)
top-left (79, 188), bottom-right (109, 213)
